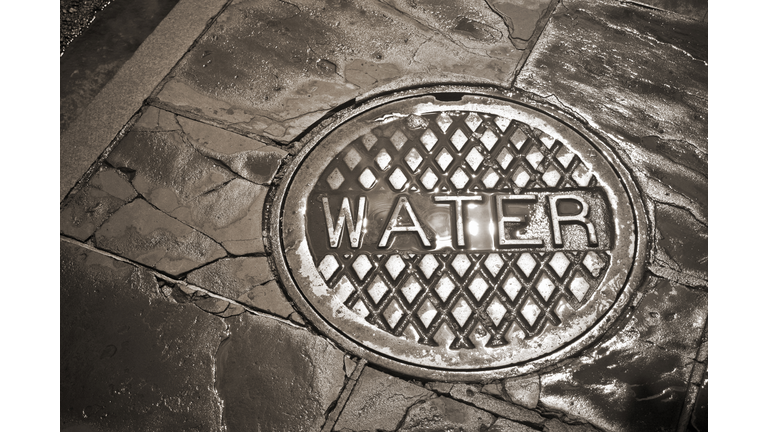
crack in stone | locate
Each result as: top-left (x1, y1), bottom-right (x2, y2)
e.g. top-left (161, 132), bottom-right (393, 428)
top-left (321, 359), bottom-right (368, 432)
top-left (60, 235), bottom-right (302, 328)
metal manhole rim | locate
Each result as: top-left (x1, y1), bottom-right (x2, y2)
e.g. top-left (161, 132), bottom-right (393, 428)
top-left (269, 84), bottom-right (648, 381)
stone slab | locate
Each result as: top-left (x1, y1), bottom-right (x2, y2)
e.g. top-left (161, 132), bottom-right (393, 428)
top-left (61, 0), bottom-right (230, 201)
top-left (334, 367), bottom-right (434, 432)
top-left (536, 274), bottom-right (706, 431)
top-left (186, 257), bottom-right (275, 299)
top-left (503, 375), bottom-right (541, 409)
top-left (61, 240), bottom-right (228, 431)
top-left (105, 108), bottom-right (277, 255)
top-left (94, 199), bottom-right (227, 275)
top-left (152, 0), bottom-right (552, 144)
top-left (216, 312), bottom-right (346, 432)
top-left (397, 396), bottom-right (497, 432)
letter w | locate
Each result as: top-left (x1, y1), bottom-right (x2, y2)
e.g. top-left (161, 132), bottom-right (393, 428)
top-left (322, 196), bottom-right (367, 248)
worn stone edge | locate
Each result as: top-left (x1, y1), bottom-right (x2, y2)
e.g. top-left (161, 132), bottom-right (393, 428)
top-left (60, 0), bottom-right (232, 203)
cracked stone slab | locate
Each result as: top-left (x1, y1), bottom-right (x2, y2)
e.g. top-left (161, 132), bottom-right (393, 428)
top-left (486, 0), bottom-right (554, 49)
top-left (60, 240), bottom-right (228, 431)
top-left (94, 199), bottom-right (227, 276)
top-left (489, 418), bottom-right (539, 432)
top-left (334, 367), bottom-right (434, 432)
top-left (536, 276), bottom-right (703, 431)
top-left (651, 203), bottom-right (707, 287)
top-left (446, 383), bottom-right (545, 425)
top-left (216, 311), bottom-right (346, 432)
top-left (186, 256), bottom-right (275, 298)
top-left (517, 0), bottom-right (707, 150)
top-left (503, 375), bottom-right (541, 409)
top-left (397, 396), bottom-right (497, 432)
top-left (61, 166), bottom-right (139, 241)
top-left (185, 257), bottom-right (295, 317)
top-left (152, 0), bottom-right (538, 144)
top-left (106, 109), bottom-right (274, 254)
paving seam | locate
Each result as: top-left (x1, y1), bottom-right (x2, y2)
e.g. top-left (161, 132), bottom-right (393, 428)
top-left (60, 0), bottom-right (231, 202)
top-left (507, 0), bottom-right (561, 86)
top-left (675, 319), bottom-right (708, 432)
top-left (59, 235), bottom-right (302, 329)
top-left (321, 359), bottom-right (369, 432)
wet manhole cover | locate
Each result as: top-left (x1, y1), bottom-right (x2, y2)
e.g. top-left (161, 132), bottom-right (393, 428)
top-left (272, 86), bottom-right (647, 380)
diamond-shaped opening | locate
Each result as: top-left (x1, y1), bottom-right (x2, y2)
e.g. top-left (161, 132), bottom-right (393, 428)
top-left (420, 129), bottom-right (438, 151)
top-left (542, 165), bottom-right (562, 187)
top-left (555, 146), bottom-right (575, 169)
top-left (334, 276), bottom-right (356, 304)
top-left (390, 130), bottom-right (407, 150)
top-left (582, 251), bottom-right (605, 277)
top-left (486, 298), bottom-right (508, 327)
top-left (388, 168), bottom-right (408, 190)
top-left (464, 112), bottom-right (483, 131)
top-left (418, 254), bottom-right (439, 279)
top-left (480, 129), bottom-right (498, 151)
top-left (570, 277), bottom-right (590, 302)
top-left (344, 149), bottom-right (361, 170)
top-left (418, 300), bottom-right (438, 328)
top-left (465, 147), bottom-right (484, 172)
top-left (362, 133), bottom-right (377, 150)
top-left (516, 253), bottom-right (537, 278)
top-left (468, 276), bottom-right (490, 301)
top-left (367, 276), bottom-right (389, 305)
top-left (358, 168), bottom-right (376, 189)
top-left (536, 276), bottom-right (555, 301)
top-left (483, 254), bottom-right (504, 277)
top-left (384, 299), bottom-right (405, 329)
top-left (376, 149), bottom-right (392, 170)
top-left (326, 168), bottom-right (345, 190)
top-left (512, 165), bottom-right (531, 188)
top-left (510, 128), bottom-right (528, 150)
top-left (420, 167), bottom-right (438, 190)
top-left (495, 116), bottom-right (511, 132)
top-left (451, 297), bottom-right (472, 328)
top-left (436, 148), bottom-right (454, 172)
top-left (571, 163), bottom-right (592, 187)
top-left (400, 276), bottom-right (423, 304)
top-left (451, 129), bottom-right (468, 151)
top-left (450, 168), bottom-right (469, 189)
top-left (435, 275), bottom-right (456, 303)
top-left (525, 149), bottom-right (544, 170)
top-left (385, 255), bottom-right (407, 280)
top-left (352, 255), bottom-right (373, 280)
top-left (496, 147), bottom-right (513, 170)
top-left (520, 297), bottom-right (541, 326)
top-left (436, 112), bottom-right (452, 132)
top-left (482, 169), bottom-right (500, 188)
top-left (451, 254), bottom-right (472, 278)
top-left (404, 148), bottom-right (424, 172)
top-left (352, 299), bottom-right (370, 318)
top-left (548, 252), bottom-right (571, 278)
top-left (503, 275), bottom-right (522, 301)
top-left (318, 255), bottom-right (339, 281)
top-left (537, 130), bottom-right (556, 149)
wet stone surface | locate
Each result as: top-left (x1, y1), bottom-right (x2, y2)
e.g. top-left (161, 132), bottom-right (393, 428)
top-left (152, 0), bottom-right (554, 143)
top-left (216, 312), bottom-right (346, 432)
top-left (104, 107), bottom-right (284, 255)
top-left (536, 274), bottom-right (706, 432)
top-left (60, 240), bottom-right (227, 431)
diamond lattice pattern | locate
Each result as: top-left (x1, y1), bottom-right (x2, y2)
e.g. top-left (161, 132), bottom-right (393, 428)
top-left (318, 251), bottom-right (610, 349)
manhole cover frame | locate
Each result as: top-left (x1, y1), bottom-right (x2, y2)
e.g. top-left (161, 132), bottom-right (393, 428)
top-left (270, 85), bottom-right (648, 381)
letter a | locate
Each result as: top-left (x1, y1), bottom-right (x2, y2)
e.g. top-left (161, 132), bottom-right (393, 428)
top-left (322, 196), bottom-right (367, 248)
top-left (378, 197), bottom-right (431, 248)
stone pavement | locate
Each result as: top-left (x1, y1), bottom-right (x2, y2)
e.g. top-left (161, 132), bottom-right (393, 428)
top-left (60, 0), bottom-right (707, 430)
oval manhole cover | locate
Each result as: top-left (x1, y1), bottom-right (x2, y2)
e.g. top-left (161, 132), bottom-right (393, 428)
top-left (272, 86), bottom-right (647, 380)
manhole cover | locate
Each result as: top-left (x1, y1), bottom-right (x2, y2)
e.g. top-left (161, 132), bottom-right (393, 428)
top-left (272, 86), bottom-right (647, 380)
